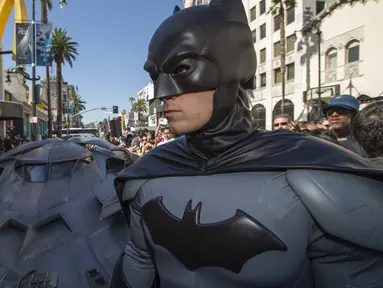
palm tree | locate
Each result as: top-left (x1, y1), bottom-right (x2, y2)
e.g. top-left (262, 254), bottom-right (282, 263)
top-left (269, 0), bottom-right (296, 114)
top-left (51, 27), bottom-right (79, 137)
top-left (132, 98), bottom-right (148, 123)
top-left (70, 89), bottom-right (86, 127)
top-left (129, 97), bottom-right (135, 111)
top-left (40, 0), bottom-right (53, 137)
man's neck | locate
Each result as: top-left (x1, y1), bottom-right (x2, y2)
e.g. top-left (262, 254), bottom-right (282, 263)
top-left (333, 127), bottom-right (351, 139)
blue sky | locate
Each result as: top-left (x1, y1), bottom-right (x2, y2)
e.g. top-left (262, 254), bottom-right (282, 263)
top-left (2, 0), bottom-right (183, 124)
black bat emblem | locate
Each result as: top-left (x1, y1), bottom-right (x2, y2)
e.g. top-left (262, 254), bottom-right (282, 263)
top-left (141, 197), bottom-right (287, 273)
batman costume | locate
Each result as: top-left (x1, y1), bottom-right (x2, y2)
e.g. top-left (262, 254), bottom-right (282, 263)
top-left (111, 1), bottom-right (383, 287)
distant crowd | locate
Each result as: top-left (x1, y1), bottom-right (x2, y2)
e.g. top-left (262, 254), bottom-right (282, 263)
top-left (271, 95), bottom-right (382, 162)
top-left (102, 95), bottom-right (383, 163)
top-left (103, 117), bottom-right (176, 157)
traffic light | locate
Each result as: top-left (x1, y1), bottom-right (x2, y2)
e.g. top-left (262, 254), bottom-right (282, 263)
top-left (113, 106), bottom-right (118, 114)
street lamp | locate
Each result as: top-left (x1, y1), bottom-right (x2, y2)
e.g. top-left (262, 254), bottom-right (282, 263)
top-left (59, 0), bottom-right (67, 9)
top-left (29, 0), bottom-right (67, 141)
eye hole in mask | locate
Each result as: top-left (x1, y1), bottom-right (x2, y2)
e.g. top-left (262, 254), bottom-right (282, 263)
top-left (171, 65), bottom-right (191, 77)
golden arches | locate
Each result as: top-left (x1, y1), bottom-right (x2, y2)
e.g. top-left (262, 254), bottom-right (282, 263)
top-left (0, 0), bottom-right (28, 58)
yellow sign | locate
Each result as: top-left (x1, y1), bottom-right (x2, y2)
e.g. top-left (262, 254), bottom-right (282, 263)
top-left (0, 0), bottom-right (28, 58)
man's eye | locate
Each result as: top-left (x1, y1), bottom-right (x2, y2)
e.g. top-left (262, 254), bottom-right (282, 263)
top-left (171, 65), bottom-right (190, 76)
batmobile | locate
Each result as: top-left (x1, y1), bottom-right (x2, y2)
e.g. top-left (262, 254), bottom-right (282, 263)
top-left (0, 138), bottom-right (135, 287)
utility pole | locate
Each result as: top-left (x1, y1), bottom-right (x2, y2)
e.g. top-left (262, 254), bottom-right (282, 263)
top-left (31, 0), bottom-right (41, 141)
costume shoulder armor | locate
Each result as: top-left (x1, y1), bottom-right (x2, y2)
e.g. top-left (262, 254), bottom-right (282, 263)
top-left (115, 178), bottom-right (148, 226)
top-left (286, 170), bottom-right (383, 252)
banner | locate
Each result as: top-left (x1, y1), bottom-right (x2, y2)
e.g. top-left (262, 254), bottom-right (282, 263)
top-left (16, 23), bottom-right (32, 65)
top-left (36, 23), bottom-right (53, 66)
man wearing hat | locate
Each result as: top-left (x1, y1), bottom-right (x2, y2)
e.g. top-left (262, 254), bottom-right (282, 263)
top-left (323, 94), bottom-right (367, 156)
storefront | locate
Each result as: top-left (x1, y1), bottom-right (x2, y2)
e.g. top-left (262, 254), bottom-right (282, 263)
top-left (23, 102), bottom-right (48, 138)
top-left (0, 100), bottom-right (24, 136)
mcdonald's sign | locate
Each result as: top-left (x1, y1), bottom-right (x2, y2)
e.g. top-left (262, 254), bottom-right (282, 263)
top-left (0, 0), bottom-right (28, 58)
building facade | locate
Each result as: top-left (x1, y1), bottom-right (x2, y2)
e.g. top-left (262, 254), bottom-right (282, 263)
top-left (244, 0), bottom-right (383, 130)
top-left (2, 71), bottom-right (48, 138)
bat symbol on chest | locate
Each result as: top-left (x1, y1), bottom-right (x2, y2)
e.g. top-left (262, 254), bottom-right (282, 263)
top-left (142, 197), bottom-right (287, 273)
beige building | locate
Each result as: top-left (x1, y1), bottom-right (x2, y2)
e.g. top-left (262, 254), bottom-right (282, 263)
top-left (243, 0), bottom-right (383, 130)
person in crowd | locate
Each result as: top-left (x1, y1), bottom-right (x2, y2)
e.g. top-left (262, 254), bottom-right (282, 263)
top-left (301, 129), bottom-right (339, 145)
top-left (296, 121), bottom-right (316, 132)
top-left (156, 127), bottom-right (174, 146)
top-left (353, 101), bottom-right (383, 162)
top-left (111, 1), bottom-right (383, 287)
top-left (314, 117), bottom-right (330, 130)
top-left (323, 94), bottom-right (367, 156)
top-left (273, 114), bottom-right (292, 130)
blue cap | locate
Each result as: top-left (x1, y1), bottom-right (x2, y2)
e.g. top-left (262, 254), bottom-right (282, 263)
top-left (324, 94), bottom-right (360, 113)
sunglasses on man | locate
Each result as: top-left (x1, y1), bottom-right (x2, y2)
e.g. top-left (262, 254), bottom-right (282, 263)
top-left (326, 108), bottom-right (351, 117)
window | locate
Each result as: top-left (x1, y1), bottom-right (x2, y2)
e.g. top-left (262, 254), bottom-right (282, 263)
top-left (252, 30), bottom-right (257, 43)
top-left (326, 48), bottom-right (337, 70)
top-left (316, 1), bottom-right (325, 14)
top-left (260, 48), bottom-right (266, 63)
top-left (286, 7), bottom-right (295, 24)
top-left (346, 41), bottom-right (360, 63)
top-left (107, 158), bottom-right (126, 174)
top-left (274, 16), bottom-right (280, 32)
top-left (260, 23), bottom-right (266, 39)
top-left (274, 68), bottom-right (281, 84)
top-left (287, 63), bottom-right (295, 80)
top-left (260, 73), bottom-right (267, 87)
top-left (254, 76), bottom-right (257, 89)
top-left (286, 35), bottom-right (296, 53)
top-left (5, 91), bottom-right (12, 102)
top-left (51, 161), bottom-right (77, 180)
top-left (273, 41), bottom-right (281, 58)
top-left (260, 0), bottom-right (266, 15)
top-left (250, 6), bottom-right (256, 21)
top-left (25, 165), bottom-right (46, 183)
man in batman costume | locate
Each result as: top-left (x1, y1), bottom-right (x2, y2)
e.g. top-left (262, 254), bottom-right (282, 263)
top-left (111, 1), bottom-right (383, 287)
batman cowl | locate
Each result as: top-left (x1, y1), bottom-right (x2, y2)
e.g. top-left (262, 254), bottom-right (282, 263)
top-left (144, 0), bottom-right (257, 127)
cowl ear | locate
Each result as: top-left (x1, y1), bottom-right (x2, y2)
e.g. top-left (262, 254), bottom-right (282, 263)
top-left (209, 0), bottom-right (248, 24)
top-left (173, 5), bottom-right (181, 14)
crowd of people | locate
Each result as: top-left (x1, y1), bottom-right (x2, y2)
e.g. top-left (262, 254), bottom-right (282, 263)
top-left (101, 94), bottom-right (382, 164)
top-left (271, 94), bottom-right (382, 161)
top-left (102, 118), bottom-right (175, 156)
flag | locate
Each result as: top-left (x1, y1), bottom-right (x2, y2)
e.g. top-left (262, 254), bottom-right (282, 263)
top-left (36, 23), bottom-right (53, 66)
top-left (16, 23), bottom-right (32, 65)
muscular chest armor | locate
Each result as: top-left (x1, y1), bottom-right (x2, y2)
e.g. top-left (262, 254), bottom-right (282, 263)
top-left (138, 172), bottom-right (314, 288)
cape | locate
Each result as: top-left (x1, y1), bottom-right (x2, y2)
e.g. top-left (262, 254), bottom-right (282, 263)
top-left (115, 130), bottom-right (383, 188)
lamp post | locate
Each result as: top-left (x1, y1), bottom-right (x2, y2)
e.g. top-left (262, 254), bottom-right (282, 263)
top-left (30, 0), bottom-right (67, 141)
top-left (312, 26), bottom-right (322, 117)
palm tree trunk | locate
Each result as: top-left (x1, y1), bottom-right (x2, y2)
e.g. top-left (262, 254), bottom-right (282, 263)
top-left (279, 2), bottom-right (286, 114)
top-left (56, 62), bottom-right (63, 137)
top-left (40, 0), bottom-right (52, 137)
top-left (46, 64), bottom-right (52, 137)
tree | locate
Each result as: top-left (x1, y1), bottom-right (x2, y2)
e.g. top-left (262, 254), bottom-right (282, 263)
top-left (269, 0), bottom-right (296, 114)
top-left (68, 89), bottom-right (86, 127)
top-left (132, 98), bottom-right (148, 121)
top-left (40, 0), bottom-right (53, 137)
top-left (129, 97), bottom-right (135, 111)
top-left (51, 27), bottom-right (79, 137)
top-left (8, 66), bottom-right (30, 78)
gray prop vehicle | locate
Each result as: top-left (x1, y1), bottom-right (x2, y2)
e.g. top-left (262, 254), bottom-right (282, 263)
top-left (0, 138), bottom-right (134, 287)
